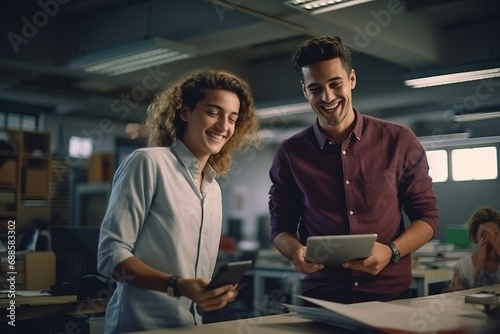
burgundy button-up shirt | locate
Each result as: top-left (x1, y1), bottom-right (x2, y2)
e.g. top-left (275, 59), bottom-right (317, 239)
top-left (269, 109), bottom-right (439, 303)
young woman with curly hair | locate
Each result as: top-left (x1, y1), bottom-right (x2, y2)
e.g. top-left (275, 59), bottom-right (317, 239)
top-left (98, 68), bottom-right (260, 333)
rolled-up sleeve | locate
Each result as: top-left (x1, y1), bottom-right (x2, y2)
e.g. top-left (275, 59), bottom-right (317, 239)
top-left (97, 151), bottom-right (156, 278)
top-left (268, 142), bottom-right (302, 241)
top-left (399, 127), bottom-right (439, 234)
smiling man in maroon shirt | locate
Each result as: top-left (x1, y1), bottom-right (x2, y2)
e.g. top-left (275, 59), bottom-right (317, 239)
top-left (268, 36), bottom-right (439, 304)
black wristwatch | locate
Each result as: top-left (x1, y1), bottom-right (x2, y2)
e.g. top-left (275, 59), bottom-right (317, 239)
top-left (166, 275), bottom-right (181, 297)
top-left (386, 242), bottom-right (401, 264)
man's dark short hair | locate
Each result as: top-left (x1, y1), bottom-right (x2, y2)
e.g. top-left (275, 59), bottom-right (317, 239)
top-left (292, 36), bottom-right (352, 75)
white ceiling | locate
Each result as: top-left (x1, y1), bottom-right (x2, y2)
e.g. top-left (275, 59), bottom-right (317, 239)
top-left (1, 0), bottom-right (499, 138)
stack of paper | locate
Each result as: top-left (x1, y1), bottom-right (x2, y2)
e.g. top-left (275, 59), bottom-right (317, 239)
top-left (283, 295), bottom-right (481, 333)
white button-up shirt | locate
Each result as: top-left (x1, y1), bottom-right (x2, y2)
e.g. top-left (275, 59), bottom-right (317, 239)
top-left (98, 141), bottom-right (222, 333)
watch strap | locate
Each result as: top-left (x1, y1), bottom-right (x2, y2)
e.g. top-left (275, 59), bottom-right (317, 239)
top-left (387, 242), bottom-right (400, 263)
top-left (166, 275), bottom-right (181, 297)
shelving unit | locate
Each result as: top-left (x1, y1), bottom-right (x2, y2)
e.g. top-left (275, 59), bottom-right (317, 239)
top-left (0, 128), bottom-right (52, 233)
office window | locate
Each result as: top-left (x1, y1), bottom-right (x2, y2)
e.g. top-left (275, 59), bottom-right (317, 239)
top-left (69, 136), bottom-right (93, 158)
top-left (425, 150), bottom-right (448, 182)
top-left (0, 111), bottom-right (39, 130)
top-left (451, 146), bottom-right (498, 181)
top-left (7, 113), bottom-right (21, 129)
top-left (21, 114), bottom-right (37, 130)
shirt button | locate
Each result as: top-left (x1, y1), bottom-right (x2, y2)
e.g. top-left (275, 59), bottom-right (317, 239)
top-left (328, 141), bottom-right (333, 145)
top-left (354, 282), bottom-right (359, 287)
top-left (345, 180), bottom-right (350, 185)
top-left (349, 210), bottom-right (354, 215)
top-left (194, 163), bottom-right (200, 168)
top-left (342, 150), bottom-right (347, 155)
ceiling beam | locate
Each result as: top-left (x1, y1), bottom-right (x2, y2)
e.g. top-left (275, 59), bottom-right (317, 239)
top-left (277, 1), bottom-right (447, 67)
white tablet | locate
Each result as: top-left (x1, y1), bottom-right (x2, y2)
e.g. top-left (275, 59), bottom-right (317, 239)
top-left (305, 234), bottom-right (378, 265)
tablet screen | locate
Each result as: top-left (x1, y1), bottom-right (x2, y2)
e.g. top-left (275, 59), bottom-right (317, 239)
top-left (305, 234), bottom-right (377, 265)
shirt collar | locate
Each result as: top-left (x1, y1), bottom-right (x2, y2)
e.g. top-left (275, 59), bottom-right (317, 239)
top-left (171, 140), bottom-right (217, 183)
top-left (312, 108), bottom-right (363, 149)
top-left (352, 108), bottom-right (363, 141)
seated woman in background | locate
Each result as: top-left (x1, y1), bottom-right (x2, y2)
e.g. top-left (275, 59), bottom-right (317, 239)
top-left (449, 206), bottom-right (500, 291)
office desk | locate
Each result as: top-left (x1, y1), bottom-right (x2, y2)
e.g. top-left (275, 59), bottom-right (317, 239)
top-left (0, 294), bottom-right (108, 321)
top-left (251, 267), bottom-right (304, 314)
top-left (412, 267), bottom-right (453, 297)
top-left (127, 284), bottom-right (500, 334)
top-left (251, 266), bottom-right (454, 313)
top-left (126, 313), bottom-right (342, 334)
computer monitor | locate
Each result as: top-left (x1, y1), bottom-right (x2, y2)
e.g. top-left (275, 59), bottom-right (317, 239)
top-left (445, 225), bottom-right (471, 249)
top-left (74, 183), bottom-right (111, 227)
top-left (50, 225), bottom-right (101, 284)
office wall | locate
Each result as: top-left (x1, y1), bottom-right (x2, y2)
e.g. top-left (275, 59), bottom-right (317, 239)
top-left (431, 142), bottom-right (500, 243)
top-left (220, 139), bottom-right (500, 248)
top-left (40, 114), bottom-right (500, 248)
top-left (220, 144), bottom-right (275, 243)
top-left (44, 113), bottom-right (128, 159)
top-left (433, 179), bottom-right (500, 242)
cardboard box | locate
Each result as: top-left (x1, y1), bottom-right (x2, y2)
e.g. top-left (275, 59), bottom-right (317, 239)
top-left (0, 190), bottom-right (16, 212)
top-left (0, 159), bottom-right (17, 187)
top-left (88, 153), bottom-right (114, 183)
top-left (24, 251), bottom-right (56, 290)
top-left (0, 251), bottom-right (55, 290)
top-left (24, 168), bottom-right (48, 194)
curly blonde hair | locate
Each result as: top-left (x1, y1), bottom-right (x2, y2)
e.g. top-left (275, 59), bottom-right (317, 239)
top-left (467, 206), bottom-right (500, 242)
top-left (145, 67), bottom-right (260, 177)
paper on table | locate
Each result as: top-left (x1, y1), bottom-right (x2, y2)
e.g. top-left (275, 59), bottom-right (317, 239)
top-left (284, 295), bottom-right (474, 334)
top-left (0, 290), bottom-right (51, 297)
top-left (16, 290), bottom-right (52, 297)
top-left (283, 303), bottom-right (380, 333)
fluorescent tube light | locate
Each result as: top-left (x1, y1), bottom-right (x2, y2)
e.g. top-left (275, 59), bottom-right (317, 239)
top-left (420, 135), bottom-right (500, 150)
top-left (284, 0), bottom-right (375, 15)
top-left (418, 132), bottom-right (471, 145)
top-left (404, 60), bottom-right (500, 88)
top-left (453, 111), bottom-right (500, 122)
top-left (257, 102), bottom-right (310, 119)
top-left (70, 37), bottom-right (196, 76)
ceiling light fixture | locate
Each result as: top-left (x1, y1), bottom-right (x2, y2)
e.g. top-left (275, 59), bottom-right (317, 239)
top-left (453, 111), bottom-right (500, 122)
top-left (70, 37), bottom-right (196, 76)
top-left (419, 134), bottom-right (500, 150)
top-left (257, 102), bottom-right (310, 119)
top-left (284, 0), bottom-right (376, 15)
top-left (418, 132), bottom-right (471, 145)
top-left (404, 60), bottom-right (500, 88)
